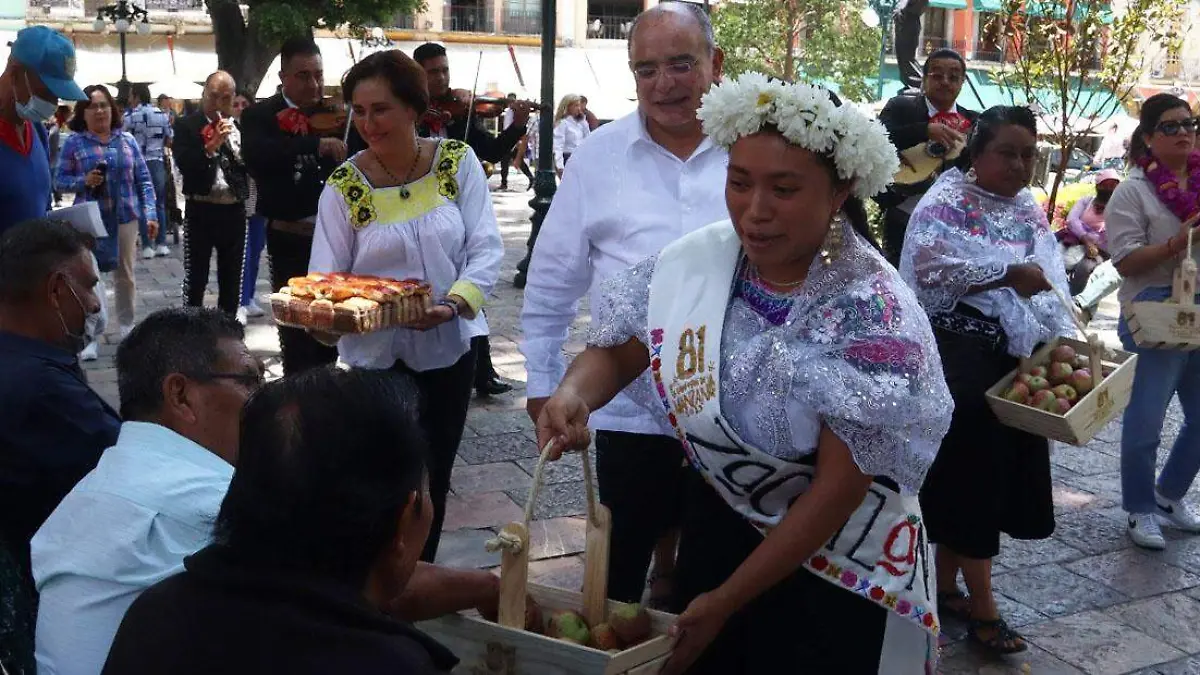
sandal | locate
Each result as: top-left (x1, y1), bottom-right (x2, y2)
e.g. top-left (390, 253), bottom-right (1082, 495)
top-left (968, 616), bottom-right (1028, 656)
top-left (937, 590), bottom-right (971, 622)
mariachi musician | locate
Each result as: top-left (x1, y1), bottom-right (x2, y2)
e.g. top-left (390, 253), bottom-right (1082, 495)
top-left (402, 42), bottom-right (535, 397)
top-left (242, 37), bottom-right (354, 375)
top-left (877, 48), bottom-right (978, 267)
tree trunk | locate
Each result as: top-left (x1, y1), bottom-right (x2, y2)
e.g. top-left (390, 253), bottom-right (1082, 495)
top-left (209, 0), bottom-right (282, 98)
top-left (783, 0), bottom-right (799, 81)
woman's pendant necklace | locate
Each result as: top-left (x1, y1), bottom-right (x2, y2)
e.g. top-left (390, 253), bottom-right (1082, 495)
top-left (375, 140), bottom-right (424, 199)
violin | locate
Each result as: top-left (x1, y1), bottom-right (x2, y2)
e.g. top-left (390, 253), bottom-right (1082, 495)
top-left (424, 89), bottom-right (548, 128)
top-left (303, 99), bottom-right (351, 138)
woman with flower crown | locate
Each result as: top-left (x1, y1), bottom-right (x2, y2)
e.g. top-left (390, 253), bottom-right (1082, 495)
top-left (535, 74), bottom-right (952, 674)
top-left (899, 105), bottom-right (1072, 656)
top-left (1105, 93), bottom-right (1200, 550)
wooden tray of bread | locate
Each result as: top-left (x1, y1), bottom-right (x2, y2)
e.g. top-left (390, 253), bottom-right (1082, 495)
top-left (270, 272), bottom-right (433, 335)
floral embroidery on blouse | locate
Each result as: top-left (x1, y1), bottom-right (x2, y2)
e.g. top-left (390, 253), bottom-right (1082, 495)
top-left (436, 139), bottom-right (469, 200)
top-left (328, 163), bottom-right (377, 230)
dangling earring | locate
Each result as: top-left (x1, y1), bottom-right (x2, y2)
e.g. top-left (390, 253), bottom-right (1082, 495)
top-left (965, 167), bottom-right (978, 184)
top-left (820, 213), bottom-right (845, 266)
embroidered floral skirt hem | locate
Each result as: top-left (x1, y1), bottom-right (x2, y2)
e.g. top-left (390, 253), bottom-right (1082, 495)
top-left (672, 469), bottom-right (928, 674)
top-left (920, 305), bottom-right (1055, 560)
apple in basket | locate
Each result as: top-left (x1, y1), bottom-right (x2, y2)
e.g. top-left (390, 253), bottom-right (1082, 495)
top-left (1027, 365), bottom-right (1048, 379)
top-left (1003, 382), bottom-right (1031, 403)
top-left (1031, 389), bottom-right (1058, 412)
top-left (1051, 344), bottom-right (1077, 364)
top-left (1051, 384), bottom-right (1078, 404)
top-left (547, 609), bottom-right (590, 645)
top-left (1054, 398), bottom-right (1073, 414)
top-left (1047, 361), bottom-right (1074, 386)
top-left (1026, 376), bottom-right (1051, 393)
top-left (1070, 369), bottom-right (1095, 395)
top-left (609, 602), bottom-right (653, 646)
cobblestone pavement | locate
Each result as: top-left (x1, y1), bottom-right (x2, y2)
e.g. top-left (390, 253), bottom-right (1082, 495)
top-left (81, 175), bottom-right (1200, 674)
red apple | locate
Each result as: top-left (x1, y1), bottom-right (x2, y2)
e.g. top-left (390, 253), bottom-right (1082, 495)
top-left (1031, 389), bottom-right (1058, 411)
top-left (1070, 369), bottom-right (1094, 394)
top-left (1004, 382), bottom-right (1031, 402)
top-left (1014, 373), bottom-right (1035, 387)
top-left (1054, 398), bottom-right (1073, 414)
top-left (1048, 362), bottom-right (1073, 385)
top-left (1051, 384), bottom-right (1078, 403)
top-left (1027, 376), bottom-right (1050, 393)
top-left (1051, 344), bottom-right (1077, 364)
top-left (1027, 365), bottom-right (1048, 379)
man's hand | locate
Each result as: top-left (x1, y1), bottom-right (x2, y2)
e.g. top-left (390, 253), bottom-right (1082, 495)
top-left (84, 169), bottom-right (105, 189)
top-left (1005, 263), bottom-right (1053, 298)
top-left (204, 119), bottom-right (232, 155)
top-left (509, 101), bottom-right (533, 129)
top-left (927, 122), bottom-right (965, 150)
top-left (318, 138), bottom-right (348, 162)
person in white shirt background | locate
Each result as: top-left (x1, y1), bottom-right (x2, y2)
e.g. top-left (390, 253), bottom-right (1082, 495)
top-left (521, 0), bottom-right (728, 608)
top-left (552, 93), bottom-right (591, 179)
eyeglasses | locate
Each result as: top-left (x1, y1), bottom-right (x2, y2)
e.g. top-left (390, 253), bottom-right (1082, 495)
top-left (632, 58), bottom-right (698, 82)
top-left (1155, 118), bottom-right (1200, 136)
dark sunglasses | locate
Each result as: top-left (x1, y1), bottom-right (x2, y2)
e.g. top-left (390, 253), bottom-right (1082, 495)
top-left (1155, 118), bottom-right (1199, 136)
top-left (189, 369), bottom-right (266, 388)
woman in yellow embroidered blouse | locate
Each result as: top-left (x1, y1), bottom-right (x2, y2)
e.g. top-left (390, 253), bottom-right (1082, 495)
top-left (309, 50), bottom-right (503, 562)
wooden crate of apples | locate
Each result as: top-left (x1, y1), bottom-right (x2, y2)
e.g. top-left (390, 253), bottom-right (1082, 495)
top-left (418, 445), bottom-right (677, 675)
top-left (985, 337), bottom-right (1137, 446)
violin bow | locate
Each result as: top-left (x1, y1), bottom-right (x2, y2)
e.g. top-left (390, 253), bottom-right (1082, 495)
top-left (462, 50), bottom-right (484, 141)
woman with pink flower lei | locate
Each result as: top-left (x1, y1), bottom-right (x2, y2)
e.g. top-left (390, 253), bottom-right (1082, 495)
top-left (535, 75), bottom-right (952, 674)
top-left (1107, 93), bottom-right (1200, 550)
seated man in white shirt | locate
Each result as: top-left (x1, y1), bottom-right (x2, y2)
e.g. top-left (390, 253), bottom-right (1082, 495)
top-left (520, 1), bottom-right (729, 607)
top-left (32, 307), bottom-right (504, 675)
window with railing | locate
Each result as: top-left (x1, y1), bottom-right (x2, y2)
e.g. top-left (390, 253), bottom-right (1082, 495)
top-left (922, 7), bottom-right (949, 47)
top-left (141, 0), bottom-right (204, 11)
top-left (30, 0), bottom-right (82, 13)
top-left (974, 12), bottom-right (1005, 62)
top-left (445, 2), bottom-right (493, 33)
top-left (586, 14), bottom-right (635, 39)
top-left (502, 0), bottom-right (540, 35)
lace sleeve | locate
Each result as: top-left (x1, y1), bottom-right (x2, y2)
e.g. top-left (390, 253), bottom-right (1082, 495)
top-left (899, 174), bottom-right (1010, 315)
top-left (794, 276), bottom-right (952, 494)
top-left (588, 256), bottom-right (655, 349)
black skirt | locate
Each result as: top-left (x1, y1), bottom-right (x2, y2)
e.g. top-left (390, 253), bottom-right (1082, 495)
top-left (920, 305), bottom-right (1055, 560)
top-left (671, 470), bottom-right (889, 674)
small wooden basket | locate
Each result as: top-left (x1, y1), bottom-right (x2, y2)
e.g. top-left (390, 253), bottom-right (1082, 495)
top-left (985, 289), bottom-right (1138, 446)
top-left (418, 443), bottom-right (677, 675)
top-left (1124, 226), bottom-right (1200, 350)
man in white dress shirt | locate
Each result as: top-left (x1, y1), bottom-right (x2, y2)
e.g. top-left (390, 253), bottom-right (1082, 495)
top-left (521, 1), bottom-right (729, 605)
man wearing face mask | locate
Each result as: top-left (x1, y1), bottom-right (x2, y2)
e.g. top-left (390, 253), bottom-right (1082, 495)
top-left (0, 26), bottom-right (88, 237)
top-left (0, 219), bottom-right (120, 675)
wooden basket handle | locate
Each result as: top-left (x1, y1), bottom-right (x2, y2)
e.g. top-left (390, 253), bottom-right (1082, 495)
top-left (485, 441), bottom-right (604, 629)
top-left (1050, 286), bottom-right (1104, 390)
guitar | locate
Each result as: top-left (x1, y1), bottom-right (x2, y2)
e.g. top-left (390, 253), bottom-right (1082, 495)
top-left (891, 111), bottom-right (973, 191)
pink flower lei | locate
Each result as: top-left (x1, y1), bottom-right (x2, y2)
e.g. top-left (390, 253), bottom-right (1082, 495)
top-left (1138, 150), bottom-right (1200, 223)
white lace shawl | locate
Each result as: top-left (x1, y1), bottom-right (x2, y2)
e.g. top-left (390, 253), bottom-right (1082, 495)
top-left (899, 169), bottom-right (1074, 357)
top-left (589, 225), bottom-right (953, 495)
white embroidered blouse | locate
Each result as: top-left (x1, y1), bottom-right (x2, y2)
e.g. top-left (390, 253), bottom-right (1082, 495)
top-left (309, 139), bottom-right (503, 371)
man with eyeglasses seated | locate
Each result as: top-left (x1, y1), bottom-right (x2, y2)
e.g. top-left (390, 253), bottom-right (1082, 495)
top-left (520, 0), bottom-right (729, 610)
top-left (876, 48), bottom-right (979, 266)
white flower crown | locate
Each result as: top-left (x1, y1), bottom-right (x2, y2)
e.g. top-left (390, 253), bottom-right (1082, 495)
top-left (697, 73), bottom-right (899, 200)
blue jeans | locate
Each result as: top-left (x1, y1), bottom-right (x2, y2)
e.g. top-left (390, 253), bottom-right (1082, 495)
top-left (139, 159), bottom-right (169, 248)
top-left (241, 215), bottom-right (267, 306)
top-left (1118, 285), bottom-right (1200, 513)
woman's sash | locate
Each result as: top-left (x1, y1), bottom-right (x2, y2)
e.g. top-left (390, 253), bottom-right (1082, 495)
top-left (644, 221), bottom-right (940, 642)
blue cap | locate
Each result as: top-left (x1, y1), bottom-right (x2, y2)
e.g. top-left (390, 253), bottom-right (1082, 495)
top-left (10, 26), bottom-right (87, 102)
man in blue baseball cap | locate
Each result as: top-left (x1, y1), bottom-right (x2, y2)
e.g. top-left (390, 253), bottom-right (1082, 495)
top-left (0, 26), bottom-right (87, 237)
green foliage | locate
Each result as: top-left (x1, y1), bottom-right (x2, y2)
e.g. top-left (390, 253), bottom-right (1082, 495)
top-left (993, 0), bottom-right (1185, 212)
top-left (712, 0), bottom-right (880, 103)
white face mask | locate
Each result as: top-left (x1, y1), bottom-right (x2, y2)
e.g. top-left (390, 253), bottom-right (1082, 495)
top-left (15, 73), bottom-right (58, 122)
top-left (56, 278), bottom-right (100, 352)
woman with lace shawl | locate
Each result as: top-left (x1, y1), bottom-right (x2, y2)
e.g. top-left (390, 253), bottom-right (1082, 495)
top-left (536, 76), bottom-right (953, 675)
top-left (899, 105), bottom-right (1072, 656)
